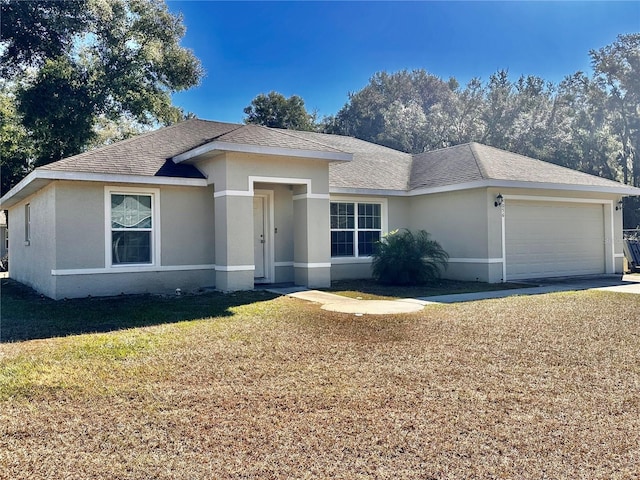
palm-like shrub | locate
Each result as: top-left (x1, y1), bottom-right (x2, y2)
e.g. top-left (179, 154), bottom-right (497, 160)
top-left (371, 229), bottom-right (449, 285)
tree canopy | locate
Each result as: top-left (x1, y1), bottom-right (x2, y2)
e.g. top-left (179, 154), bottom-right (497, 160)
top-left (243, 91), bottom-right (316, 131)
top-left (0, 0), bottom-right (203, 194)
top-left (321, 35), bottom-right (639, 190)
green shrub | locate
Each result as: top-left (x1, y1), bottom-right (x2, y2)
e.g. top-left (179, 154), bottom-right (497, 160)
top-left (371, 229), bottom-right (449, 285)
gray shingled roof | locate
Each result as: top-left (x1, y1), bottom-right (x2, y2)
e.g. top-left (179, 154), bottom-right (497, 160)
top-left (410, 143), bottom-right (631, 190)
top-left (35, 119), bottom-right (636, 194)
top-left (40, 119), bottom-right (243, 178)
top-left (284, 130), bottom-right (413, 191)
top-left (214, 124), bottom-right (348, 154)
top-left (40, 119), bottom-right (350, 178)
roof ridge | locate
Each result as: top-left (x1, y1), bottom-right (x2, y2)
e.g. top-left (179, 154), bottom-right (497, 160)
top-left (161, 121), bottom-right (247, 160)
top-left (412, 142), bottom-right (473, 157)
top-left (258, 125), bottom-right (351, 153)
top-left (468, 142), bottom-right (490, 179)
top-left (471, 141), bottom-right (613, 179)
top-left (202, 122), bottom-right (247, 142)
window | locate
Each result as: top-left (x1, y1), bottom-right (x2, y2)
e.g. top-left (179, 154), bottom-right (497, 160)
top-left (330, 201), bottom-right (382, 257)
top-left (24, 203), bottom-right (30, 245)
top-left (110, 193), bottom-right (153, 265)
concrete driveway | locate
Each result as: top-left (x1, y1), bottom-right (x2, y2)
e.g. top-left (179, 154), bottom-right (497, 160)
top-left (419, 274), bottom-right (640, 304)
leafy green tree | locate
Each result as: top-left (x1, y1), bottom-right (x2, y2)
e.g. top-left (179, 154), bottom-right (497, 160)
top-left (371, 229), bottom-right (449, 285)
top-left (552, 73), bottom-right (620, 179)
top-left (327, 70), bottom-right (453, 153)
top-left (0, 83), bottom-right (34, 196)
top-left (243, 91), bottom-right (317, 131)
top-left (417, 77), bottom-right (488, 150)
top-left (0, 0), bottom-right (89, 78)
top-left (590, 33), bottom-right (640, 187)
top-left (0, 0), bottom-right (202, 185)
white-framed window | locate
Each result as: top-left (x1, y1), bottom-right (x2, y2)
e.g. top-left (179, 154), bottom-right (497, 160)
top-left (24, 203), bottom-right (31, 245)
top-left (105, 187), bottom-right (160, 267)
top-left (330, 199), bottom-right (385, 257)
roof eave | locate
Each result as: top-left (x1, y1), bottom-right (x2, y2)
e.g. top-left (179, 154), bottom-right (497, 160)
top-left (484, 179), bottom-right (640, 196)
top-left (331, 179), bottom-right (640, 197)
top-left (0, 170), bottom-right (208, 209)
top-left (172, 140), bottom-right (353, 164)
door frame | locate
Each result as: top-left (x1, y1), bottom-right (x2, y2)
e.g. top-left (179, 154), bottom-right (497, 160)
top-left (253, 189), bottom-right (275, 284)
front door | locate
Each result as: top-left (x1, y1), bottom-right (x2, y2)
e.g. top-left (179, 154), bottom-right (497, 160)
top-left (253, 196), bottom-right (266, 279)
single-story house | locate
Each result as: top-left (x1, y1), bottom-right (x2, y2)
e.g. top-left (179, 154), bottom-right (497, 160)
top-left (2, 118), bottom-right (639, 299)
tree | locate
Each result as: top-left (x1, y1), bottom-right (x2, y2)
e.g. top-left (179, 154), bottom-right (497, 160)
top-left (0, 83), bottom-right (33, 196)
top-left (243, 91), bottom-right (316, 131)
top-left (327, 70), bottom-right (453, 153)
top-left (0, 0), bottom-right (203, 187)
top-left (590, 33), bottom-right (640, 188)
top-left (552, 72), bottom-right (619, 179)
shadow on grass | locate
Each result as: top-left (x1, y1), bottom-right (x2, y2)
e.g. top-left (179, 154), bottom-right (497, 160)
top-left (0, 278), bottom-right (278, 343)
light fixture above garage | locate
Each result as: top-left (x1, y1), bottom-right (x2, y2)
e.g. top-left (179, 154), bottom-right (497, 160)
top-left (616, 199), bottom-right (623, 211)
top-left (494, 193), bottom-right (504, 207)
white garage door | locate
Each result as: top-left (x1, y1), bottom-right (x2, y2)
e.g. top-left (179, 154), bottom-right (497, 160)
top-left (505, 201), bottom-right (605, 280)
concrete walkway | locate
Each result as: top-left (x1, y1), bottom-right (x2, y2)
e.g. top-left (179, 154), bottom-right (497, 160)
top-left (268, 274), bottom-right (640, 315)
top-left (270, 288), bottom-right (427, 315)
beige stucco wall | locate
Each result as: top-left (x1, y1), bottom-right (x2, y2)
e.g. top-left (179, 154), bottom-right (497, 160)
top-left (55, 181), bottom-right (106, 269)
top-left (408, 188), bottom-right (489, 260)
top-left (196, 152), bottom-right (330, 193)
top-left (8, 183), bottom-right (57, 297)
top-left (53, 181), bottom-right (216, 271)
top-left (11, 181), bottom-right (217, 299)
top-left (408, 188), bottom-right (495, 282)
top-left (54, 269), bottom-right (215, 299)
top-left (160, 185), bottom-right (216, 266)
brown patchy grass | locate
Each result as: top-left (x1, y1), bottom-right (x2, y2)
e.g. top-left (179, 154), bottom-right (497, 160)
top-left (1, 289), bottom-right (639, 479)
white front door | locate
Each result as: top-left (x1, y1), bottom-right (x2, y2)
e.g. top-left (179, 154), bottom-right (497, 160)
top-left (253, 196), bottom-right (266, 279)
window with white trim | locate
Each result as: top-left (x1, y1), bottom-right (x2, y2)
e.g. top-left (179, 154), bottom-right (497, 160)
top-left (110, 193), bottom-right (153, 265)
top-left (330, 201), bottom-right (382, 257)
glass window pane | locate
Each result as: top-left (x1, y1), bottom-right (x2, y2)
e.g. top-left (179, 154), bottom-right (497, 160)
top-left (331, 231), bottom-right (354, 257)
top-left (112, 194), bottom-right (152, 229)
top-left (330, 202), bottom-right (355, 229)
top-left (358, 203), bottom-right (381, 229)
top-left (112, 231), bottom-right (151, 264)
top-left (358, 231), bottom-right (380, 256)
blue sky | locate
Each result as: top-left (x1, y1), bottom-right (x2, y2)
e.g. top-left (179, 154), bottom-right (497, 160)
top-left (168, 1), bottom-right (639, 124)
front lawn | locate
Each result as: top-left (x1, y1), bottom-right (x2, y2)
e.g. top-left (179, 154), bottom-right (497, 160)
top-left (1, 279), bottom-right (639, 478)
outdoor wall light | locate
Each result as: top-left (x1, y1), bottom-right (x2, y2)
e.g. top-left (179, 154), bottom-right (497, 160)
top-left (494, 193), bottom-right (504, 207)
top-left (616, 199), bottom-right (623, 211)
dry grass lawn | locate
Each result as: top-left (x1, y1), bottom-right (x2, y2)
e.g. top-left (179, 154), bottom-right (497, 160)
top-left (1, 287), bottom-right (639, 479)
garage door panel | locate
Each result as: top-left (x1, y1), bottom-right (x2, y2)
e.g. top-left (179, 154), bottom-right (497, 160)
top-left (505, 201), bottom-right (605, 280)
